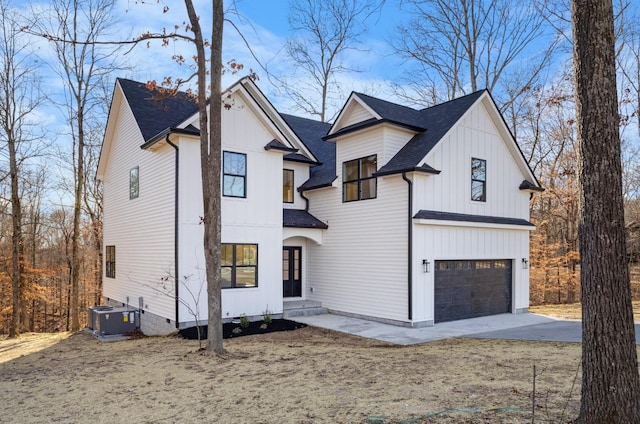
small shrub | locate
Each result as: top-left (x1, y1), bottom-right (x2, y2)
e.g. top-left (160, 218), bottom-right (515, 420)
top-left (239, 314), bottom-right (250, 329)
top-left (232, 327), bottom-right (242, 335)
top-left (262, 308), bottom-right (272, 325)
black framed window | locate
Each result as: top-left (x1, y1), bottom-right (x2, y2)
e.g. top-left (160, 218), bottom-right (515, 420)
top-left (105, 246), bottom-right (116, 278)
top-left (343, 154), bottom-right (377, 202)
top-left (130, 167), bottom-right (139, 199)
top-left (283, 169), bottom-right (294, 203)
top-left (471, 158), bottom-right (486, 202)
top-left (223, 151), bottom-right (246, 198)
top-left (221, 243), bottom-right (257, 288)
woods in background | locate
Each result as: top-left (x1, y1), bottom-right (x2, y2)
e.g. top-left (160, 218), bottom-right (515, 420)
top-left (1, 0), bottom-right (640, 335)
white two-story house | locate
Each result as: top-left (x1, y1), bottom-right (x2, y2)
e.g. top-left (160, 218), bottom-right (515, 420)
top-left (97, 77), bottom-right (542, 335)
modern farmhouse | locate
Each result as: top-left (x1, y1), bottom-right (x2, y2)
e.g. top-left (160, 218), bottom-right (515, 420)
top-left (97, 77), bottom-right (542, 335)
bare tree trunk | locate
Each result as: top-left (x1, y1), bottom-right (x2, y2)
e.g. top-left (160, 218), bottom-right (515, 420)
top-left (206, 0), bottom-right (224, 354)
top-left (183, 0), bottom-right (224, 355)
top-left (70, 105), bottom-right (84, 331)
top-left (572, 0), bottom-right (640, 421)
top-left (8, 137), bottom-right (24, 338)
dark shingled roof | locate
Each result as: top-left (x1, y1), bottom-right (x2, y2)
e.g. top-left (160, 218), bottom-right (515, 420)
top-left (283, 152), bottom-right (316, 164)
top-left (413, 210), bottom-right (534, 227)
top-left (283, 209), bottom-right (328, 229)
top-left (349, 92), bottom-right (426, 129)
top-left (265, 139), bottom-right (297, 153)
top-left (281, 114), bottom-right (335, 190)
top-left (118, 78), bottom-right (198, 143)
top-left (374, 90), bottom-right (486, 176)
top-left (519, 180), bottom-right (545, 192)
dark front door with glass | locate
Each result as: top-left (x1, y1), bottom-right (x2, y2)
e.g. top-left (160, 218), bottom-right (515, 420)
top-left (282, 247), bottom-right (302, 297)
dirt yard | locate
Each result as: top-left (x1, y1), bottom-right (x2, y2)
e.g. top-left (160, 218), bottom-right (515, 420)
top-left (0, 305), bottom-right (633, 423)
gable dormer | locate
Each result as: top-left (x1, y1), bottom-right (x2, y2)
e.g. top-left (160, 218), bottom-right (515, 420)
top-left (325, 93), bottom-right (425, 173)
top-left (330, 93), bottom-right (380, 131)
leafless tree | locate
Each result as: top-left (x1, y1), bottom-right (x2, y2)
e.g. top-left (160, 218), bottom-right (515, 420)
top-left (572, 0), bottom-right (640, 421)
top-left (283, 0), bottom-right (384, 122)
top-left (39, 0), bottom-right (121, 331)
top-left (182, 0), bottom-right (225, 355)
top-left (0, 1), bottom-right (45, 338)
top-left (616, 2), bottom-right (640, 137)
top-left (393, 0), bottom-right (556, 115)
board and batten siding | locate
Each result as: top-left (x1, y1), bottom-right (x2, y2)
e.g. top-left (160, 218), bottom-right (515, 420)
top-left (306, 129), bottom-right (410, 323)
top-left (413, 225), bottom-right (530, 322)
top-left (102, 98), bottom-right (176, 328)
top-left (409, 99), bottom-right (534, 322)
top-left (418, 100), bottom-right (531, 219)
top-left (175, 91), bottom-right (285, 324)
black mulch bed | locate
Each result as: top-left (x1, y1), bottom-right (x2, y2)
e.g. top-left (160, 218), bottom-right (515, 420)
top-left (178, 319), bottom-right (307, 340)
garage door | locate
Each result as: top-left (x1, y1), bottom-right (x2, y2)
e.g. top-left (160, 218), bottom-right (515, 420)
top-left (434, 260), bottom-right (512, 323)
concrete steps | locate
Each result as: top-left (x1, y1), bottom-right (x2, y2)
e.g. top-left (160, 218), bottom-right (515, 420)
top-left (283, 300), bottom-right (327, 318)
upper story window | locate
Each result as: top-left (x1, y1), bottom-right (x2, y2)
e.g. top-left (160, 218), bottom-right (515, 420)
top-left (283, 169), bottom-right (294, 203)
top-left (471, 158), bottom-right (486, 202)
top-left (221, 243), bottom-right (258, 288)
top-left (343, 154), bottom-right (377, 202)
top-left (223, 151), bottom-right (246, 198)
top-left (129, 166), bottom-right (139, 199)
top-left (105, 245), bottom-right (116, 278)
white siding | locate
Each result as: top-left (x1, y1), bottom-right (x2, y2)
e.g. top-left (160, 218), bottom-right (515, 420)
top-left (413, 224), bottom-right (530, 321)
top-left (409, 99), bottom-right (533, 323)
top-left (102, 98), bottom-right (176, 323)
top-left (341, 101), bottom-right (376, 127)
top-left (306, 129), bottom-right (409, 322)
top-left (421, 101), bottom-right (531, 219)
top-left (382, 126), bottom-right (416, 164)
top-left (305, 98), bottom-right (533, 325)
top-left (283, 161), bottom-right (311, 210)
top-left (177, 92), bottom-right (284, 322)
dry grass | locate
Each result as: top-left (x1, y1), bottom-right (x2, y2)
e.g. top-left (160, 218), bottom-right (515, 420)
top-left (5, 302), bottom-right (640, 423)
top-left (530, 300), bottom-right (640, 321)
top-left (0, 327), bottom-right (590, 423)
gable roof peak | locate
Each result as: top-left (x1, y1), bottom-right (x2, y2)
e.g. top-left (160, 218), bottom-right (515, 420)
top-left (117, 78), bottom-right (198, 143)
top-left (418, 89), bottom-right (489, 112)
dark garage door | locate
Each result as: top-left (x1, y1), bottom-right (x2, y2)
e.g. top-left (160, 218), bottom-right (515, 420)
top-left (434, 260), bottom-right (512, 323)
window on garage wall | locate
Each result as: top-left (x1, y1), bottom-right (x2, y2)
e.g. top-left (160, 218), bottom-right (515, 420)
top-left (471, 158), bottom-right (486, 202)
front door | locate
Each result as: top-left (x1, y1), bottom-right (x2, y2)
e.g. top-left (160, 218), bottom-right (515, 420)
top-left (282, 247), bottom-right (302, 297)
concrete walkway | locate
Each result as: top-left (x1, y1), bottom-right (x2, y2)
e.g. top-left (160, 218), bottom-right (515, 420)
top-left (292, 312), bottom-right (560, 345)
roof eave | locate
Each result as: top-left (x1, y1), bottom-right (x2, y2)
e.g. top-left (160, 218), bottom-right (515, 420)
top-left (519, 179), bottom-right (545, 192)
top-left (284, 155), bottom-right (321, 165)
top-left (323, 119), bottom-right (425, 141)
top-left (298, 177), bottom-right (337, 192)
top-left (140, 127), bottom-right (200, 150)
top-left (264, 139), bottom-right (298, 153)
top-left (373, 165), bottom-right (441, 177)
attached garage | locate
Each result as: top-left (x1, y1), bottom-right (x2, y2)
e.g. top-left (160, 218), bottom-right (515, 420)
top-left (434, 259), bottom-right (512, 323)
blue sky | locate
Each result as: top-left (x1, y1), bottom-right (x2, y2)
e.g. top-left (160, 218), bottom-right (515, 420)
top-left (112, 0), bottom-right (406, 116)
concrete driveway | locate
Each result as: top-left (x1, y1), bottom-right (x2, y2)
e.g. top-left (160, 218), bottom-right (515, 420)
top-left (468, 319), bottom-right (640, 343)
top-left (292, 312), bottom-right (640, 346)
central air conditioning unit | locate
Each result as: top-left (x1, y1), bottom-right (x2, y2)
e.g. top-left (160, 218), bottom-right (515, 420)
top-left (87, 305), bottom-right (114, 330)
top-left (88, 305), bottom-right (140, 336)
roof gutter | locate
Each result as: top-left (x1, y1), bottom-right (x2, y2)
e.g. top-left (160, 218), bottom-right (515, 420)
top-left (402, 172), bottom-right (413, 321)
top-left (165, 134), bottom-right (180, 328)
